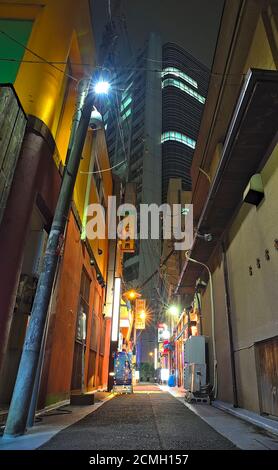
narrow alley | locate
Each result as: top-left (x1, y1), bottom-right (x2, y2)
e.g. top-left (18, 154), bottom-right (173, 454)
top-left (39, 386), bottom-right (236, 450)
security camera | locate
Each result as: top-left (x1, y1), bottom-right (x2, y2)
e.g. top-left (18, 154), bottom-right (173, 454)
top-left (196, 278), bottom-right (207, 289)
top-left (196, 232), bottom-right (213, 242)
top-left (89, 107), bottom-right (103, 129)
top-left (204, 233), bottom-right (213, 242)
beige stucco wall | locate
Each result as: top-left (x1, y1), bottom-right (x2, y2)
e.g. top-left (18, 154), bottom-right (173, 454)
top-left (200, 143), bottom-right (278, 411)
top-left (201, 252), bottom-right (234, 404)
top-left (225, 144), bottom-right (278, 412)
top-left (193, 6), bottom-right (278, 413)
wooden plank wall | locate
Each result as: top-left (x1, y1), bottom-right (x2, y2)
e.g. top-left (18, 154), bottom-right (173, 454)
top-left (0, 86), bottom-right (27, 225)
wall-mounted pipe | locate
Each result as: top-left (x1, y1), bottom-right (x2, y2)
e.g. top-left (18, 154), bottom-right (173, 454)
top-left (222, 241), bottom-right (238, 408)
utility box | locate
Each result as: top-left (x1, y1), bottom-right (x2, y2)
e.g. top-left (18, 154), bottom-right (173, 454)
top-left (184, 336), bottom-right (206, 392)
top-left (184, 336), bottom-right (205, 364)
top-left (188, 363), bottom-right (206, 392)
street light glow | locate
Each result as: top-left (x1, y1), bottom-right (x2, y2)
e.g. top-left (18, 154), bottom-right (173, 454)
top-left (168, 305), bottom-right (179, 316)
top-left (123, 289), bottom-right (141, 301)
top-left (94, 81), bottom-right (110, 95)
top-left (139, 310), bottom-right (146, 320)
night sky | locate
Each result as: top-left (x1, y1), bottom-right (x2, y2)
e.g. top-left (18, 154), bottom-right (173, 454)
top-left (91, 0), bottom-right (225, 68)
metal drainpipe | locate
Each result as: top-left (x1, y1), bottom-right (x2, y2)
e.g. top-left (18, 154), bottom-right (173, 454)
top-left (222, 241), bottom-right (238, 408)
top-left (195, 292), bottom-right (203, 336)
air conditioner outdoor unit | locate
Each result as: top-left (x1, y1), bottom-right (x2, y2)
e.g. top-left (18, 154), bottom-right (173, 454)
top-left (188, 363), bottom-right (206, 393)
top-left (183, 336), bottom-right (210, 403)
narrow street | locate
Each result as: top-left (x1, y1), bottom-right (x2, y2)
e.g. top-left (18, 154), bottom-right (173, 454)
top-left (1, 1), bottom-right (278, 461)
top-left (40, 385), bottom-right (235, 450)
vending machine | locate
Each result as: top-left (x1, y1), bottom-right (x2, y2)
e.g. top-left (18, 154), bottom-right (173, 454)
top-left (113, 351), bottom-right (133, 394)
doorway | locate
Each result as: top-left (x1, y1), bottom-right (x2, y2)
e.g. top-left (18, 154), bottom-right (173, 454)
top-left (256, 336), bottom-right (278, 417)
top-left (0, 205), bottom-right (47, 405)
top-left (71, 269), bottom-right (90, 392)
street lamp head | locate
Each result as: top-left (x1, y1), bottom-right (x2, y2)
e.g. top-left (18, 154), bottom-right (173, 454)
top-left (123, 289), bottom-right (141, 301)
top-left (168, 305), bottom-right (179, 316)
top-left (94, 81), bottom-right (110, 95)
top-left (128, 290), bottom-right (136, 300)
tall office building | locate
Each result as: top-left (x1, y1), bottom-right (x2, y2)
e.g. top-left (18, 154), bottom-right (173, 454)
top-left (162, 42), bottom-right (209, 201)
top-left (104, 33), bottom-right (209, 361)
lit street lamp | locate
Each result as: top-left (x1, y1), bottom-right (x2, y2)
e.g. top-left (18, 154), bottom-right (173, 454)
top-left (94, 80), bottom-right (110, 95)
top-left (168, 305), bottom-right (180, 316)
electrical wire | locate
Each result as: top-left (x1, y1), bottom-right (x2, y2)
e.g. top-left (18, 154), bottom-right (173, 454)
top-left (0, 29), bottom-right (79, 82)
top-left (0, 56), bottom-right (248, 80)
top-left (80, 158), bottom-right (126, 174)
top-left (0, 19), bottom-right (245, 87)
top-left (108, 0), bottom-right (112, 23)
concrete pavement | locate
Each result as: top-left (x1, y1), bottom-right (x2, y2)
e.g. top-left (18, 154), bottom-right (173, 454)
top-left (1, 384), bottom-right (278, 450)
top-left (39, 386), bottom-right (236, 450)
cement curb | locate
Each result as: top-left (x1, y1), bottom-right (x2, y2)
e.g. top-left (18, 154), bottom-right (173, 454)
top-left (0, 392), bottom-right (115, 450)
top-left (212, 401), bottom-right (278, 438)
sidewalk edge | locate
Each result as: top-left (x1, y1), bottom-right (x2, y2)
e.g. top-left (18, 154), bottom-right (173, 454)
top-left (212, 401), bottom-right (278, 438)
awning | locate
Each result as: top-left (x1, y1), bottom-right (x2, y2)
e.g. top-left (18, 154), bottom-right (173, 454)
top-left (176, 68), bottom-right (278, 293)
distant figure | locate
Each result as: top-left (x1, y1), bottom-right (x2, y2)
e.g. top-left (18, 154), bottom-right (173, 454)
top-left (124, 360), bottom-right (132, 384)
top-left (157, 367), bottom-right (162, 385)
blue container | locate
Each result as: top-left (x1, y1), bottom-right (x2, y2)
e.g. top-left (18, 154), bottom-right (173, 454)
top-left (168, 374), bottom-right (176, 387)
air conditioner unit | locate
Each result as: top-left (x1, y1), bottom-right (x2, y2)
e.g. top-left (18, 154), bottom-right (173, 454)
top-left (188, 363), bottom-right (206, 393)
top-left (184, 335), bottom-right (205, 364)
top-left (184, 336), bottom-right (207, 398)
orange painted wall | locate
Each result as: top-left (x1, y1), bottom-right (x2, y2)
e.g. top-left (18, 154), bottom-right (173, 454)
top-left (43, 211), bottom-right (109, 405)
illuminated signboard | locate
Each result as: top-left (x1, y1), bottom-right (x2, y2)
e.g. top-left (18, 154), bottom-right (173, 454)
top-left (135, 299), bottom-right (146, 329)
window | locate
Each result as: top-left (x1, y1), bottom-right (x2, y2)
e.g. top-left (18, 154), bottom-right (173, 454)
top-left (121, 96), bottom-right (132, 113)
top-left (161, 131), bottom-right (196, 149)
top-left (0, 19), bottom-right (33, 83)
top-left (99, 320), bottom-right (106, 355)
top-left (76, 269), bottom-right (90, 342)
top-left (161, 67), bottom-right (198, 89)
top-left (122, 81), bottom-right (133, 101)
top-left (162, 78), bottom-right (205, 104)
top-left (122, 107), bottom-right (131, 121)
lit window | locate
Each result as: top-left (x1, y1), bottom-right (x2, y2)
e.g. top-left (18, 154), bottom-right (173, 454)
top-left (161, 132), bottom-right (196, 149)
top-left (122, 81), bottom-right (133, 101)
top-left (122, 108), bottom-right (132, 121)
top-left (161, 67), bottom-right (198, 89)
top-left (121, 96), bottom-right (132, 113)
top-left (162, 78), bottom-right (205, 104)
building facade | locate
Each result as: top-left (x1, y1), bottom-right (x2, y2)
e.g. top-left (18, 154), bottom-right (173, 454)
top-left (0, 0), bottom-right (115, 412)
top-left (176, 0), bottom-right (278, 417)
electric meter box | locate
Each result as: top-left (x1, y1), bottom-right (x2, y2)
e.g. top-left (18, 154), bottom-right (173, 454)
top-left (184, 336), bottom-right (205, 364)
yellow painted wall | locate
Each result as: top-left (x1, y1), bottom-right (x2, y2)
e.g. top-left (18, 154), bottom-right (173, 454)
top-left (0, 0), bottom-right (95, 164)
top-left (0, 1), bottom-right (114, 276)
top-left (73, 127), bottom-right (113, 279)
top-left (244, 14), bottom-right (276, 71)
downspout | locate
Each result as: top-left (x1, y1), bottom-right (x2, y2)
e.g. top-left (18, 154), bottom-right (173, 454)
top-left (195, 292), bottom-right (203, 336)
top-left (186, 256), bottom-right (217, 399)
top-left (222, 241), bottom-right (238, 408)
top-left (81, 108), bottom-right (103, 240)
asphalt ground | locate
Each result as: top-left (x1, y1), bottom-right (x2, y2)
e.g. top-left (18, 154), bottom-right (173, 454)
top-left (39, 390), bottom-right (237, 450)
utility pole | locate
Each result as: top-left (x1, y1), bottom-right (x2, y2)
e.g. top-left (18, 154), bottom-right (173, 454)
top-left (4, 83), bottom-right (96, 437)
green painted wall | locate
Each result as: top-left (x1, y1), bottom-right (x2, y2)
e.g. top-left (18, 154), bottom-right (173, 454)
top-left (0, 19), bottom-right (33, 84)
